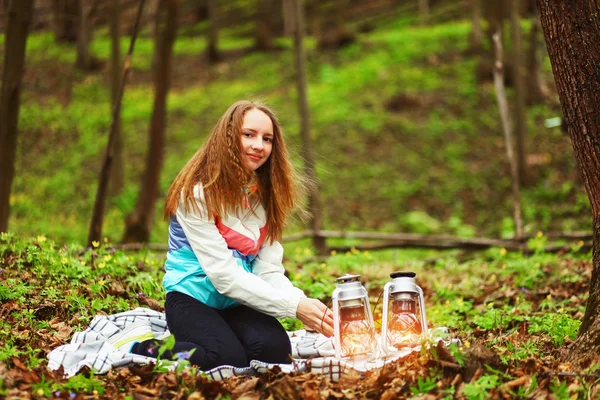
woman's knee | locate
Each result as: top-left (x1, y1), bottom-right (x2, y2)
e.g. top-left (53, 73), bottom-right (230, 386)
top-left (245, 331), bottom-right (292, 364)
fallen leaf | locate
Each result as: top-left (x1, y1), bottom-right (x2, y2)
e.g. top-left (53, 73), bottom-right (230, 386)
top-left (232, 376), bottom-right (258, 398)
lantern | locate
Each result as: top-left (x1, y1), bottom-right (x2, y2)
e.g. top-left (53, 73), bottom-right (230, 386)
top-left (381, 271), bottom-right (428, 354)
top-left (332, 274), bottom-right (377, 359)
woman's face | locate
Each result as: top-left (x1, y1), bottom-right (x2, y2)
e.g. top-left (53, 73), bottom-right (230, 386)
top-left (240, 108), bottom-right (274, 171)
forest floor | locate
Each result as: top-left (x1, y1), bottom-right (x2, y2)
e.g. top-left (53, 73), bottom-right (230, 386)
top-left (0, 234), bottom-right (597, 398)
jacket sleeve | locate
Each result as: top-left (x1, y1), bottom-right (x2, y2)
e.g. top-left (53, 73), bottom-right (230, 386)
top-left (175, 186), bottom-right (304, 319)
top-left (253, 241), bottom-right (307, 299)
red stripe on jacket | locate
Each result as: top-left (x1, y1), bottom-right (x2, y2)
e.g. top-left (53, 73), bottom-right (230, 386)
top-left (215, 217), bottom-right (267, 256)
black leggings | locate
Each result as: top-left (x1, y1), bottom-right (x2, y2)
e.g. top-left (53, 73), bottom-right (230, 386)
top-left (132, 291), bottom-right (292, 370)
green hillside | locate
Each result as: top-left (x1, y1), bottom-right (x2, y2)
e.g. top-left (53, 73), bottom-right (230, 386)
top-left (6, 13), bottom-right (586, 246)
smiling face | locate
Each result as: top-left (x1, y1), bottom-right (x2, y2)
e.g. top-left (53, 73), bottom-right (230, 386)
top-left (240, 108), bottom-right (274, 171)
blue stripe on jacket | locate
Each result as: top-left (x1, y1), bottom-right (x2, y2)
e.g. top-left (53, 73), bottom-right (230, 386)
top-left (163, 215), bottom-right (255, 309)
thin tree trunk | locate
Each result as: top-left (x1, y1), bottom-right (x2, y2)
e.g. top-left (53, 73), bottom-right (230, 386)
top-left (418, 0), bottom-right (429, 25)
top-left (469, 0), bottom-right (482, 51)
top-left (51, 0), bottom-right (78, 43)
top-left (492, 27), bottom-right (524, 239)
top-left (122, 0), bottom-right (178, 244)
top-left (206, 0), bottom-right (220, 63)
top-left (87, 0), bottom-right (147, 247)
top-left (538, 0), bottom-right (600, 368)
top-left (75, 0), bottom-right (93, 70)
top-left (148, 0), bottom-right (160, 71)
top-left (109, 0), bottom-right (124, 195)
top-left (525, 5), bottom-right (547, 105)
top-left (510, 0), bottom-right (527, 184)
top-left (282, 0), bottom-right (294, 37)
top-left (0, 0), bottom-right (34, 233)
top-left (292, 0), bottom-right (326, 255)
top-left (314, 0), bottom-right (355, 50)
top-left (255, 0), bottom-right (275, 51)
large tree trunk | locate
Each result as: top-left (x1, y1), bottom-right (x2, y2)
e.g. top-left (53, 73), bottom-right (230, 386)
top-left (109, 0), bottom-right (124, 195)
top-left (510, 0), bottom-right (527, 184)
top-left (51, 0), bottom-right (79, 43)
top-left (292, 0), bottom-right (326, 255)
top-left (537, 0), bottom-right (600, 368)
top-left (122, 0), bottom-right (178, 243)
top-left (0, 0), bottom-right (34, 233)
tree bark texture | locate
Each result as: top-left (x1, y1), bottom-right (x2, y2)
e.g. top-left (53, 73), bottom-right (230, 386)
top-left (537, 0), bottom-right (600, 368)
top-left (122, 0), bottom-right (178, 243)
top-left (87, 0), bottom-right (146, 247)
top-left (109, 0), bottom-right (124, 195)
top-left (510, 0), bottom-right (527, 185)
top-left (0, 0), bottom-right (34, 233)
top-left (292, 0), bottom-right (327, 255)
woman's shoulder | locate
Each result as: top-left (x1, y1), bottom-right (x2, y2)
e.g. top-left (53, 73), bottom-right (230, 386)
top-left (191, 183), bottom-right (205, 200)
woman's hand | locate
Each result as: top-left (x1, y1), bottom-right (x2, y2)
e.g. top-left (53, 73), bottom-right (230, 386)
top-left (296, 298), bottom-right (334, 337)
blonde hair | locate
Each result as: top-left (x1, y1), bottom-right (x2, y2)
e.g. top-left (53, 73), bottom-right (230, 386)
top-left (164, 100), bottom-right (301, 242)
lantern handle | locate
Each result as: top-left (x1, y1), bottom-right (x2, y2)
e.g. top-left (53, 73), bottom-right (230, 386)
top-left (390, 271), bottom-right (416, 279)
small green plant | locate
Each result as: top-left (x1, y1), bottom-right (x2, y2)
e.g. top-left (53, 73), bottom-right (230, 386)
top-left (528, 313), bottom-right (580, 346)
top-left (410, 375), bottom-right (438, 395)
top-left (52, 372), bottom-right (106, 396)
top-left (462, 374), bottom-right (501, 400)
top-left (550, 378), bottom-right (570, 400)
top-left (448, 342), bottom-right (467, 367)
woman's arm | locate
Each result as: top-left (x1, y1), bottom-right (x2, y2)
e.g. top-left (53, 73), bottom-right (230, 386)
top-left (253, 241), bottom-right (306, 297)
top-left (255, 241), bottom-right (334, 337)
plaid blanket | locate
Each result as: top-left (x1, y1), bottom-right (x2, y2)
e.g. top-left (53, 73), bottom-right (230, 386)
top-left (47, 307), bottom-right (452, 381)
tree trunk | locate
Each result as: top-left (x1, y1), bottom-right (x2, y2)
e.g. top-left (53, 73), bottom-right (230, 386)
top-left (418, 0), bottom-right (429, 25)
top-left (492, 28), bottom-right (524, 239)
top-left (0, 0), bottom-right (34, 233)
top-left (525, 4), bottom-right (547, 105)
top-left (292, 0), bottom-right (327, 255)
top-left (87, 0), bottom-right (146, 247)
top-left (109, 0), bottom-right (124, 195)
top-left (510, 0), bottom-right (527, 184)
top-left (51, 0), bottom-right (79, 43)
top-left (255, 0), bottom-right (275, 51)
top-left (75, 0), bottom-right (96, 71)
top-left (314, 0), bottom-right (355, 50)
top-left (537, 0), bottom-right (600, 368)
top-left (122, 0), bottom-right (178, 244)
top-left (206, 0), bottom-right (220, 63)
top-left (469, 0), bottom-right (482, 51)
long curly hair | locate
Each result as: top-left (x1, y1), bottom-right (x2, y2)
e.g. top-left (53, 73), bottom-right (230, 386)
top-left (164, 100), bottom-right (301, 242)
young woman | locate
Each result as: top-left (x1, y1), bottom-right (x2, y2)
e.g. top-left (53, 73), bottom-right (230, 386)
top-left (120, 100), bottom-right (334, 370)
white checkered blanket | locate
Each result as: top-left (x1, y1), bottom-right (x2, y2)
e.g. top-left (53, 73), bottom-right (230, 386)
top-left (47, 307), bottom-right (452, 381)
